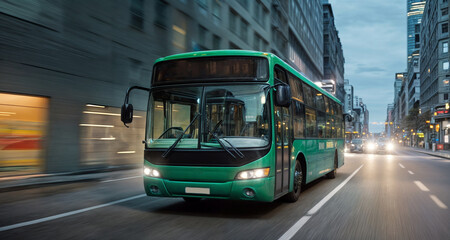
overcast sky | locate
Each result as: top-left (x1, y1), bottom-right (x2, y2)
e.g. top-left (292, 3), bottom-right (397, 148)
top-left (328, 0), bottom-right (407, 133)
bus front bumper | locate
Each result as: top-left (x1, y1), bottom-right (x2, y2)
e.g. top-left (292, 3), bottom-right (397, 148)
top-left (144, 176), bottom-right (275, 202)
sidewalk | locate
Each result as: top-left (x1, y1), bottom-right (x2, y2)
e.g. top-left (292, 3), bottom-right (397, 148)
top-left (407, 147), bottom-right (450, 159)
top-left (0, 165), bottom-right (140, 193)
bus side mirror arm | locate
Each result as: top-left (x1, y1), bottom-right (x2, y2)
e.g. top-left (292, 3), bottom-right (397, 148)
top-left (121, 86), bottom-right (151, 128)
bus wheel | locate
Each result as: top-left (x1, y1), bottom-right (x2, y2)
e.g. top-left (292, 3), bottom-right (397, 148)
top-left (283, 161), bottom-right (303, 202)
top-left (326, 153), bottom-right (338, 179)
top-left (183, 197), bottom-right (202, 202)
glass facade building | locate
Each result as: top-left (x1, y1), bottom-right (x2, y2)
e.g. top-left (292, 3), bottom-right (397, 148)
top-left (407, 0), bottom-right (426, 64)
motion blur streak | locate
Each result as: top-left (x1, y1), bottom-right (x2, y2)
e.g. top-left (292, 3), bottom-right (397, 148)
top-left (0, 194), bottom-right (146, 232)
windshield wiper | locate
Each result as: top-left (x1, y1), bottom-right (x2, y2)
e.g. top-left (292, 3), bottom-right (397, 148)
top-left (162, 113), bottom-right (200, 158)
top-left (205, 119), bottom-right (244, 159)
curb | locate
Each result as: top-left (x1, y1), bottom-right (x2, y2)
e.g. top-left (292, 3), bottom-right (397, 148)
top-left (407, 148), bottom-right (450, 159)
top-left (0, 165), bottom-right (140, 193)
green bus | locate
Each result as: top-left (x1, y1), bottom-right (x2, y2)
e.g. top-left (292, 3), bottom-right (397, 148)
top-left (121, 50), bottom-right (345, 202)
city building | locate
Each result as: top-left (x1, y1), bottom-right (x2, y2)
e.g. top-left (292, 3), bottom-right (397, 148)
top-left (386, 104), bottom-right (395, 137)
top-left (407, 0), bottom-right (426, 65)
top-left (0, 0), bottom-right (331, 176)
top-left (407, 51), bottom-right (421, 111)
top-left (288, 0), bottom-right (324, 83)
top-left (419, 0), bottom-right (450, 148)
top-left (322, 0), bottom-right (345, 102)
top-left (393, 72), bottom-right (408, 128)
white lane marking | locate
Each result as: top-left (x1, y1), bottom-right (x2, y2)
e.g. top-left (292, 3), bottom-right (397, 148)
top-left (408, 171), bottom-right (414, 175)
top-left (414, 181), bottom-right (430, 192)
top-left (430, 195), bottom-right (448, 209)
top-left (279, 216), bottom-right (311, 239)
top-left (399, 163), bottom-right (405, 168)
top-left (278, 164), bottom-right (364, 240)
top-left (0, 194), bottom-right (147, 232)
top-left (101, 176), bottom-right (141, 183)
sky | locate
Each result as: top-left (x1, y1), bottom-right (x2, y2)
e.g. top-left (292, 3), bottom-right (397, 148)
top-left (328, 0), bottom-right (407, 133)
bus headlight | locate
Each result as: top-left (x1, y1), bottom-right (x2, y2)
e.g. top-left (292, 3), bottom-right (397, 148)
top-left (144, 166), bottom-right (161, 178)
top-left (236, 168), bottom-right (270, 180)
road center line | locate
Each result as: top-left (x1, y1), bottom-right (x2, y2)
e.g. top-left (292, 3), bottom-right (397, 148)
top-left (399, 163), bottom-right (405, 168)
top-left (430, 195), bottom-right (448, 209)
top-left (278, 164), bottom-right (364, 240)
top-left (408, 170), bottom-right (414, 175)
top-left (414, 181), bottom-right (430, 192)
top-left (101, 176), bottom-right (141, 183)
top-left (0, 194), bottom-right (147, 232)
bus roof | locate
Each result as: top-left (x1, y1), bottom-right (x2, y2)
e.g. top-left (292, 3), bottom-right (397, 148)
top-left (154, 50), bottom-right (342, 105)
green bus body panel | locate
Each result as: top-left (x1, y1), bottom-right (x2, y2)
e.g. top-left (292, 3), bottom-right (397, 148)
top-left (144, 50), bottom-right (345, 202)
top-left (144, 146), bottom-right (276, 202)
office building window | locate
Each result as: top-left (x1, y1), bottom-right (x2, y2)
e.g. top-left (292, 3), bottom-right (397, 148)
top-left (130, 0), bottom-right (144, 30)
top-left (154, 0), bottom-right (167, 28)
top-left (443, 42), bottom-right (448, 53)
top-left (213, 35), bottom-right (221, 49)
top-left (444, 61), bottom-right (449, 71)
top-left (442, 23), bottom-right (449, 34)
top-left (229, 10), bottom-right (238, 33)
top-left (415, 24), bottom-right (420, 33)
top-left (442, 7), bottom-right (448, 16)
top-left (198, 25), bottom-right (207, 47)
top-left (445, 93), bottom-right (449, 100)
top-left (240, 19), bottom-right (248, 42)
top-left (212, 0), bottom-right (221, 24)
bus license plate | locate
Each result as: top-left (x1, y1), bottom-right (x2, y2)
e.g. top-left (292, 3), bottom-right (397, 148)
top-left (185, 187), bottom-right (210, 195)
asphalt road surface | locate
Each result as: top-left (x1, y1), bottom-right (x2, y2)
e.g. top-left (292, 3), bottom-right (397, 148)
top-left (0, 149), bottom-right (449, 240)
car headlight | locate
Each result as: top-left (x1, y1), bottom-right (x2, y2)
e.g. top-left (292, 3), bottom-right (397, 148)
top-left (387, 143), bottom-right (394, 150)
top-left (236, 168), bottom-right (270, 180)
top-left (144, 166), bottom-right (161, 178)
top-left (367, 143), bottom-right (376, 150)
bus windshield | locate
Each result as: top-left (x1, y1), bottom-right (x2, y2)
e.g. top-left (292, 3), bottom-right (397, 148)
top-left (147, 84), bottom-right (270, 149)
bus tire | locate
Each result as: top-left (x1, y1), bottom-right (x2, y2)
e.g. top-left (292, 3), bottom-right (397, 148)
top-left (326, 152), bottom-right (338, 179)
top-left (283, 160), bottom-right (303, 202)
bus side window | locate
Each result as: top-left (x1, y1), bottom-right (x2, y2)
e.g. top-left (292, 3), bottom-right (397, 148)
top-left (305, 107), bottom-right (317, 137)
top-left (292, 101), bottom-right (305, 138)
top-left (274, 66), bottom-right (287, 83)
top-left (288, 73), bottom-right (303, 102)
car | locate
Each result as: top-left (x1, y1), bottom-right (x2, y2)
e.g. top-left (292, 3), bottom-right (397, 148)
top-left (376, 138), bottom-right (395, 153)
top-left (350, 139), bottom-right (365, 153)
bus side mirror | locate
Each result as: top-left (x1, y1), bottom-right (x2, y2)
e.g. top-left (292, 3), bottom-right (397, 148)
top-left (275, 85), bottom-right (291, 107)
top-left (344, 114), bottom-right (353, 122)
top-left (121, 104), bottom-right (134, 124)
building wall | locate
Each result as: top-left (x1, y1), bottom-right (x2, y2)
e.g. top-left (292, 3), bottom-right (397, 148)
top-left (420, 0), bottom-right (449, 113)
top-left (322, 2), bottom-right (345, 102)
top-left (287, 0), bottom-right (324, 83)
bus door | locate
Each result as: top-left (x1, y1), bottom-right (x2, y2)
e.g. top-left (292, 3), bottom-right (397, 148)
top-left (274, 67), bottom-right (292, 195)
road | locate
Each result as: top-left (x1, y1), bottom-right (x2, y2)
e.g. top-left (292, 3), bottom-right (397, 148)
top-left (0, 149), bottom-right (449, 240)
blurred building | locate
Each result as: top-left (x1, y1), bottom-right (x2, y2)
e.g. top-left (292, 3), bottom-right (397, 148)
top-left (386, 104), bottom-right (395, 137)
top-left (322, 0), bottom-right (345, 102)
top-left (392, 72), bottom-right (408, 129)
top-left (407, 0), bottom-right (426, 64)
top-left (0, 0), bottom-right (330, 176)
top-left (407, 51), bottom-right (421, 111)
top-left (419, 0), bottom-right (449, 148)
top-left (287, 0), bottom-right (324, 83)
